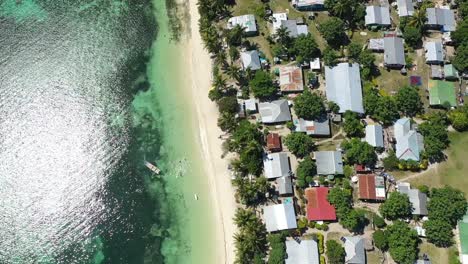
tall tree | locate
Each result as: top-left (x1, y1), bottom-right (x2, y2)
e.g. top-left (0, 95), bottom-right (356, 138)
top-left (326, 240), bottom-right (346, 264)
top-left (293, 91), bottom-right (326, 120)
top-left (284, 133), bottom-right (316, 158)
top-left (395, 86), bottom-right (423, 117)
top-left (249, 71), bottom-right (277, 99)
top-left (318, 17), bottom-right (347, 48)
top-left (379, 192), bottom-right (413, 220)
top-left (387, 221), bottom-right (419, 264)
top-left (428, 186), bottom-right (468, 226)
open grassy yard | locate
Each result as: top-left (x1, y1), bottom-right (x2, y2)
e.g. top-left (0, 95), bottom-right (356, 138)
top-left (408, 132), bottom-right (468, 194)
top-left (418, 242), bottom-right (460, 264)
top-left (367, 251), bottom-right (384, 264)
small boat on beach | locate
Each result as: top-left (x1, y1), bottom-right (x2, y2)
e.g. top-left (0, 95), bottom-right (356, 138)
top-left (194, 194), bottom-right (199, 200)
top-left (145, 161), bottom-right (161, 174)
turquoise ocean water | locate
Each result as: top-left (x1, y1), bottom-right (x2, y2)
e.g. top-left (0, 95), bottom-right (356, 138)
top-left (0, 1), bottom-right (211, 263)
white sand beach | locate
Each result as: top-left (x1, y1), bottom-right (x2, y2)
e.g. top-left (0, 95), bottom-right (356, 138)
top-left (186, 0), bottom-right (237, 263)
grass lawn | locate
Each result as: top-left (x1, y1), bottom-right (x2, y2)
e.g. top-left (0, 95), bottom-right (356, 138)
top-left (408, 132), bottom-right (468, 194)
top-left (367, 250), bottom-right (383, 264)
top-left (418, 242), bottom-right (457, 264)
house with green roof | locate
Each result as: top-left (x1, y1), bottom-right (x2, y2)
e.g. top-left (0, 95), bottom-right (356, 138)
top-left (458, 213), bottom-right (468, 263)
top-left (444, 64), bottom-right (459, 80)
top-left (428, 80), bottom-right (457, 107)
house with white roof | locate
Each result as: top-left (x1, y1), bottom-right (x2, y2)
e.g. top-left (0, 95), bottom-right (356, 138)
top-left (294, 117), bottom-right (331, 137)
top-left (394, 118), bottom-right (424, 161)
top-left (263, 203), bottom-right (297, 232)
top-left (325, 63), bottom-right (364, 114)
top-left (365, 6), bottom-right (391, 27)
top-left (292, 0), bottom-right (325, 11)
top-left (277, 176), bottom-right (293, 196)
top-left (227, 15), bottom-right (257, 35)
top-left (344, 236), bottom-right (366, 264)
top-left (397, 182), bottom-right (428, 215)
top-left (259, 99), bottom-right (292, 124)
top-left (314, 151), bottom-right (344, 175)
top-left (285, 239), bottom-right (320, 264)
top-left (365, 124), bottom-right (384, 148)
top-left (397, 0), bottom-right (414, 17)
top-left (426, 7), bottom-right (456, 32)
top-left (424, 42), bottom-right (444, 64)
top-left (240, 50), bottom-right (261, 70)
top-left (272, 13), bottom-right (288, 34)
top-left (263, 152), bottom-right (291, 179)
top-left (280, 20), bottom-right (308, 38)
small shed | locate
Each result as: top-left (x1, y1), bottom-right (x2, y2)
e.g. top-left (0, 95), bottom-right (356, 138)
top-left (425, 42), bottom-right (444, 64)
top-left (368, 38), bottom-right (384, 51)
top-left (310, 58), bottom-right (321, 70)
top-left (267, 133), bottom-right (282, 152)
top-left (430, 65), bottom-right (444, 79)
top-left (444, 64), bottom-right (459, 80)
top-left (277, 176), bottom-right (293, 195)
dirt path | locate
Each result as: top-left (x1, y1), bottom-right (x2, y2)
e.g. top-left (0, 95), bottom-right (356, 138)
top-left (316, 128), bottom-right (344, 145)
top-left (396, 162), bottom-right (439, 183)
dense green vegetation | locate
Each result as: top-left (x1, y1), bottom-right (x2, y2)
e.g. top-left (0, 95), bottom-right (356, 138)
top-left (293, 91), bottom-right (326, 120)
top-left (379, 192), bottom-right (412, 220)
top-left (284, 133), bottom-right (316, 158)
top-left (326, 240), bottom-right (345, 264)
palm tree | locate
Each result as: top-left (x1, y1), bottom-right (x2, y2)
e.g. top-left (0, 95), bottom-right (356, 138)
top-left (213, 73), bottom-right (227, 90)
top-left (409, 9), bottom-right (427, 29)
top-left (214, 50), bottom-right (228, 68)
top-left (226, 64), bottom-right (241, 82)
top-left (274, 25), bottom-right (291, 47)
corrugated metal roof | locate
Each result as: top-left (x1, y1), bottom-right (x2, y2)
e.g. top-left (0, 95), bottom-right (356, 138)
top-left (384, 37), bottom-right (405, 66)
top-left (294, 117), bottom-right (331, 136)
top-left (272, 13), bottom-right (288, 34)
top-left (396, 130), bottom-right (424, 161)
top-left (263, 203), bottom-right (297, 232)
top-left (285, 239), bottom-right (320, 264)
top-left (398, 184), bottom-right (428, 215)
top-left (359, 174), bottom-right (386, 200)
top-left (431, 65), bottom-right (444, 79)
top-left (397, 0), bottom-right (414, 16)
top-left (279, 65), bottom-right (304, 92)
top-left (369, 38), bottom-right (384, 51)
top-left (227, 14), bottom-right (257, 33)
top-left (263, 152), bottom-right (291, 179)
top-left (305, 187), bottom-right (337, 221)
top-left (428, 79), bottom-right (457, 107)
top-left (241, 50), bottom-right (261, 70)
top-left (277, 176), bottom-right (293, 195)
top-left (344, 236), bottom-right (366, 264)
top-left (426, 8), bottom-right (456, 31)
top-left (325, 63), bottom-right (364, 113)
top-left (365, 6), bottom-right (391, 25)
top-left (315, 151), bottom-right (344, 175)
top-left (259, 99), bottom-right (292, 123)
top-left (365, 124), bottom-right (384, 147)
top-left (444, 64), bottom-right (459, 79)
top-left (425, 42), bottom-right (444, 63)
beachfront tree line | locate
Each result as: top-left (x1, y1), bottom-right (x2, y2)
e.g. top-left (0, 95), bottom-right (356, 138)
top-left (196, 0), bottom-right (468, 262)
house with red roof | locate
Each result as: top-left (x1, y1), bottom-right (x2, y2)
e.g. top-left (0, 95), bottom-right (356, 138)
top-left (358, 174), bottom-right (386, 201)
top-left (305, 187), bottom-right (336, 221)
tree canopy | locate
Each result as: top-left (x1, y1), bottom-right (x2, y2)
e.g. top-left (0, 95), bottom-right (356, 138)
top-left (268, 233), bottom-right (286, 264)
top-left (217, 96), bottom-right (239, 114)
top-left (373, 230), bottom-right (388, 251)
top-left (292, 34), bottom-right (321, 63)
top-left (326, 240), bottom-right (345, 264)
top-left (323, 47), bottom-right (339, 66)
top-left (232, 176), bottom-right (269, 206)
top-left (341, 138), bottom-right (377, 167)
top-left (418, 114), bottom-right (449, 162)
top-left (250, 71), bottom-right (277, 99)
top-left (324, 0), bottom-right (366, 28)
top-left (379, 192), bottom-right (412, 220)
top-left (343, 111), bottom-right (364, 138)
top-left (293, 91), bottom-right (326, 120)
top-left (395, 86), bottom-right (423, 117)
top-left (428, 186), bottom-right (467, 227)
top-left (423, 219), bottom-right (454, 247)
top-left (296, 157), bottom-right (317, 188)
top-left (233, 208), bottom-right (268, 263)
top-left (284, 133), bottom-right (316, 158)
top-left (449, 106), bottom-right (468, 131)
top-left (318, 18), bottom-right (347, 48)
top-left (454, 43), bottom-right (468, 73)
top-left (403, 26), bottom-right (422, 48)
top-left (387, 221), bottom-right (419, 264)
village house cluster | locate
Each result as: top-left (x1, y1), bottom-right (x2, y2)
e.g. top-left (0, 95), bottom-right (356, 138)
top-left (197, 0), bottom-right (468, 262)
